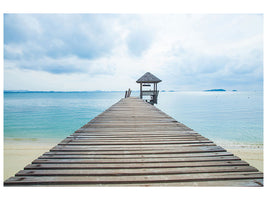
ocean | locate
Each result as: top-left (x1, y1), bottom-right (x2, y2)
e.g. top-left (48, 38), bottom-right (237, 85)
top-left (4, 91), bottom-right (263, 147)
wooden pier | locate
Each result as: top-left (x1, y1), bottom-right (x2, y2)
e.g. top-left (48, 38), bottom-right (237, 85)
top-left (4, 97), bottom-right (263, 186)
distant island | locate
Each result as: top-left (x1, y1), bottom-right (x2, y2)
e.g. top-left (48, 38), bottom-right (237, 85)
top-left (160, 90), bottom-right (176, 92)
top-left (204, 89), bottom-right (226, 92)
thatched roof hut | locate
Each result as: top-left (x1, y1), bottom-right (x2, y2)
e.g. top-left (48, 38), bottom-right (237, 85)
top-left (136, 72), bottom-right (162, 83)
top-left (136, 72), bottom-right (162, 105)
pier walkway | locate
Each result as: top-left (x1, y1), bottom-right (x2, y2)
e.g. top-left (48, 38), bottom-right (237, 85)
top-left (4, 97), bottom-right (263, 186)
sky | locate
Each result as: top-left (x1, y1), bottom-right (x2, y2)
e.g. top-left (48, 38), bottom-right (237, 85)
top-left (4, 14), bottom-right (263, 91)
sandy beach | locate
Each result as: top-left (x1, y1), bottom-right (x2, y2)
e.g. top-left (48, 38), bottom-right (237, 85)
top-left (227, 148), bottom-right (263, 172)
top-left (218, 142), bottom-right (264, 172)
top-left (4, 138), bottom-right (61, 181)
top-left (4, 138), bottom-right (263, 181)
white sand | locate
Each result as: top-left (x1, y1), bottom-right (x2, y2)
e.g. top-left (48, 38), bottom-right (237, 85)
top-left (227, 148), bottom-right (263, 172)
top-left (4, 138), bottom-right (60, 181)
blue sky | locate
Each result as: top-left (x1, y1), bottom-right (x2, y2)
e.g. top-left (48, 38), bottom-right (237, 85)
top-left (4, 14), bottom-right (263, 91)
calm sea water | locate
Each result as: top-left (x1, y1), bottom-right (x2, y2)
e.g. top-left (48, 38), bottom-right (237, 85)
top-left (156, 91), bottom-right (263, 146)
top-left (4, 91), bottom-right (263, 146)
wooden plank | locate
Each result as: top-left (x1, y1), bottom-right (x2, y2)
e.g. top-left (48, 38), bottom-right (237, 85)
top-left (71, 134), bottom-right (201, 138)
top-left (58, 140), bottom-right (213, 146)
top-left (16, 166), bottom-right (259, 176)
top-left (73, 130), bottom-right (198, 134)
top-left (4, 172), bottom-right (263, 185)
top-left (70, 132), bottom-right (202, 136)
top-left (66, 137), bottom-right (209, 142)
top-left (70, 134), bottom-right (201, 138)
top-left (55, 143), bottom-right (217, 148)
top-left (68, 134), bottom-right (204, 138)
top-left (63, 137), bottom-right (209, 141)
top-left (88, 119), bottom-right (165, 122)
top-left (86, 122), bottom-right (183, 126)
top-left (51, 144), bottom-right (218, 151)
top-left (24, 160), bottom-right (250, 170)
top-left (43, 151), bottom-right (229, 156)
top-left (88, 119), bottom-right (181, 122)
top-left (85, 125), bottom-right (185, 129)
top-left (41, 151), bottom-right (234, 158)
top-left (50, 145), bottom-right (225, 154)
top-left (104, 179), bottom-right (263, 187)
top-left (32, 156), bottom-right (241, 164)
top-left (50, 146), bottom-right (218, 152)
top-left (75, 129), bottom-right (194, 133)
top-left (30, 179), bottom-right (265, 187)
top-left (32, 179), bottom-right (263, 187)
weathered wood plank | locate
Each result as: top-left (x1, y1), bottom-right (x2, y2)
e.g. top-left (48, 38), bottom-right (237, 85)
top-left (24, 160), bottom-right (250, 170)
top-left (50, 145), bottom-right (225, 154)
top-left (25, 179), bottom-right (264, 187)
top-left (41, 151), bottom-right (234, 158)
top-left (62, 137), bottom-right (209, 141)
top-left (58, 140), bottom-right (213, 146)
top-left (16, 166), bottom-right (258, 176)
top-left (75, 128), bottom-right (194, 133)
top-left (4, 172), bottom-right (263, 185)
top-left (30, 179), bottom-right (263, 187)
top-left (32, 156), bottom-right (241, 164)
top-left (86, 122), bottom-right (183, 125)
top-left (71, 134), bottom-right (200, 137)
top-left (73, 130), bottom-right (198, 133)
top-left (70, 131), bottom-right (201, 135)
top-left (71, 133), bottom-right (201, 137)
top-left (51, 144), bottom-right (218, 152)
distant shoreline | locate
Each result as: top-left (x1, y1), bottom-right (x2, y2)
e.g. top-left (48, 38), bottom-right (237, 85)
top-left (5, 90), bottom-right (263, 93)
top-left (4, 90), bottom-right (127, 93)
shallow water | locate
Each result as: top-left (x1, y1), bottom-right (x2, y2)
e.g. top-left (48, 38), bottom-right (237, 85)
top-left (4, 91), bottom-right (263, 146)
top-left (4, 92), bottom-right (123, 139)
top-left (156, 91), bottom-right (263, 146)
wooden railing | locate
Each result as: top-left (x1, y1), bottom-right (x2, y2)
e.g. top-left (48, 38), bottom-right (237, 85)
top-left (124, 88), bottom-right (132, 98)
top-left (142, 90), bottom-right (159, 96)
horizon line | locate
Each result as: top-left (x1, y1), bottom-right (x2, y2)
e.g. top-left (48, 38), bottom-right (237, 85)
top-left (3, 89), bottom-right (261, 93)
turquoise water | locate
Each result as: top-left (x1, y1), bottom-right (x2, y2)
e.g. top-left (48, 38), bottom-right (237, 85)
top-left (4, 91), bottom-right (263, 145)
top-left (157, 91), bottom-right (263, 145)
top-left (4, 92), bottom-right (125, 139)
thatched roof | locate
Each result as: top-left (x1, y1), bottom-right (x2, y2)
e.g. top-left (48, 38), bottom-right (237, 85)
top-left (136, 72), bottom-right (162, 83)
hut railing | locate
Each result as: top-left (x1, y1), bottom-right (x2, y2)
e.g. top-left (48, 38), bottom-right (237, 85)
top-left (142, 90), bottom-right (159, 96)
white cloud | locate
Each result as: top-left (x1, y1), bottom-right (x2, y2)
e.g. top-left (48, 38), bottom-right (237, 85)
top-left (4, 14), bottom-right (263, 91)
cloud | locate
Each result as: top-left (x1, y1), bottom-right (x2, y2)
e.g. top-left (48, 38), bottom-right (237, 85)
top-left (4, 14), bottom-right (122, 74)
top-left (126, 26), bottom-right (154, 56)
top-left (4, 14), bottom-right (263, 91)
top-left (4, 14), bottom-right (42, 44)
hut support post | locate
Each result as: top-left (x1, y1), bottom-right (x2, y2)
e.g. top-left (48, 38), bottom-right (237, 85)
top-left (140, 83), bottom-right (142, 99)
